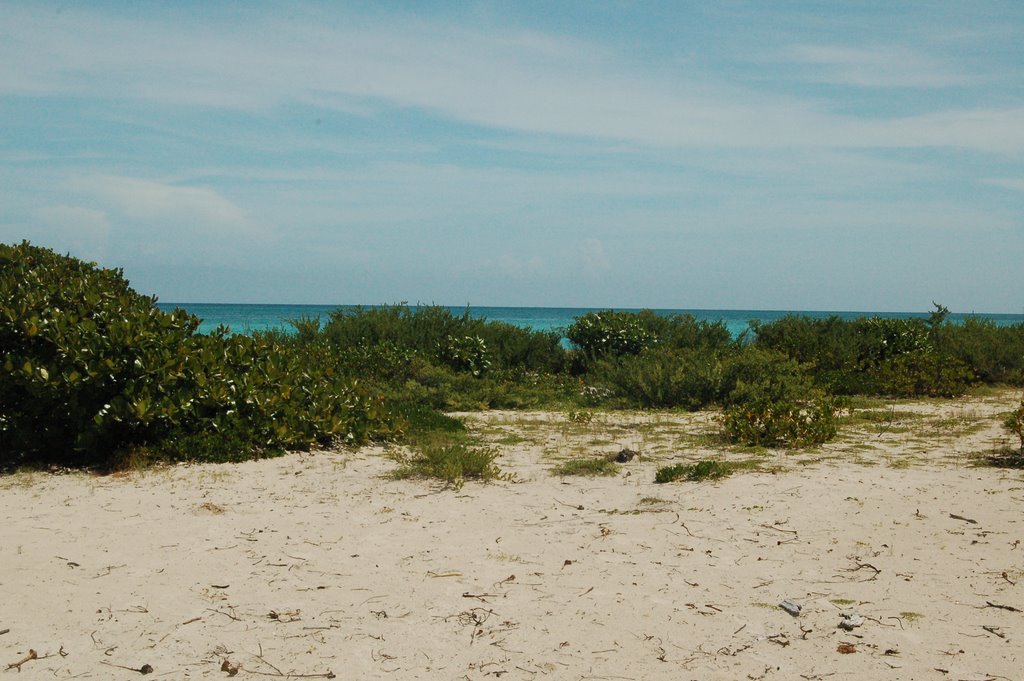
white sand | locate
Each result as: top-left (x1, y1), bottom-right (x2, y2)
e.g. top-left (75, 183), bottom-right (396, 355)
top-left (2, 391), bottom-right (1022, 679)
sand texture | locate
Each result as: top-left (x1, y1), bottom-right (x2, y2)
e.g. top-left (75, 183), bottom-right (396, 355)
top-left (2, 391), bottom-right (1022, 679)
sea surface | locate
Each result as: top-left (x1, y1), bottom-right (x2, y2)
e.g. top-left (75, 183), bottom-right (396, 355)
top-left (155, 303), bottom-right (1024, 339)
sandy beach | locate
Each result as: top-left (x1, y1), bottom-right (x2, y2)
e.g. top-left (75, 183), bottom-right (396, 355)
top-left (2, 391), bottom-right (1022, 680)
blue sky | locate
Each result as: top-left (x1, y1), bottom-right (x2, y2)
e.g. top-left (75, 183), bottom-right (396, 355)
top-left (1, 1), bottom-right (1022, 312)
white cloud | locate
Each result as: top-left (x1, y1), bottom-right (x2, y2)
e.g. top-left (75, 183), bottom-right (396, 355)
top-left (846, 107), bottom-right (1024, 154)
top-left (580, 238), bottom-right (611, 277)
top-left (782, 44), bottom-right (972, 88)
top-left (981, 177), bottom-right (1024, 192)
top-left (3, 5), bottom-right (1021, 153)
top-left (35, 204), bottom-right (111, 236)
top-left (73, 175), bottom-right (250, 232)
top-left (26, 205), bottom-right (112, 260)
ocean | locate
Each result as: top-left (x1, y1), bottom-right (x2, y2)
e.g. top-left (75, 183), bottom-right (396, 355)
top-left (154, 303), bottom-right (1024, 339)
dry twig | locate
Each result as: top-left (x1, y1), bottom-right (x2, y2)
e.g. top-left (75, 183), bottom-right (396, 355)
top-left (6, 649), bottom-right (37, 672)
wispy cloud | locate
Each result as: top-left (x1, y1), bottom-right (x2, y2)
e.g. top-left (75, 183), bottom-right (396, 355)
top-left (73, 175), bottom-right (251, 233)
top-left (2, 3), bottom-right (1021, 311)
top-left (2, 5), bottom-right (1020, 153)
top-left (981, 177), bottom-right (1024, 192)
top-left (782, 44), bottom-right (972, 88)
top-left (580, 238), bottom-right (611, 277)
top-left (27, 205), bottom-right (112, 261)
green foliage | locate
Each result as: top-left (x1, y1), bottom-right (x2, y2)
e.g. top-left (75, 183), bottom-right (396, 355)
top-left (717, 348), bottom-right (840, 447)
top-left (567, 409), bottom-right (594, 424)
top-left (751, 305), bottom-right (984, 397)
top-left (567, 309), bottom-right (734, 364)
top-left (320, 304), bottom-right (565, 373)
top-left (655, 459), bottom-right (750, 483)
top-left (390, 400), bottom-right (466, 437)
top-left (550, 456), bottom-right (619, 476)
top-left (1005, 396), bottom-right (1024, 454)
top-left (945, 317), bottom-right (1024, 385)
top-left (872, 350), bottom-right (974, 398)
top-left (567, 310), bottom-right (657, 359)
top-left (389, 439), bottom-right (508, 489)
top-left (439, 334), bottom-right (492, 376)
top-left (719, 348), bottom-right (812, 406)
top-left (0, 242), bottom-right (395, 468)
top-left (721, 397), bottom-right (839, 448)
top-left (590, 347), bottom-right (722, 409)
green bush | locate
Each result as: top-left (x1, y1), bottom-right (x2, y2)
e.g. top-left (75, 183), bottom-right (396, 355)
top-left (590, 347), bottom-right (722, 409)
top-left (320, 304), bottom-right (565, 374)
top-left (439, 334), bottom-right (492, 376)
top-left (721, 397), bottom-right (839, 448)
top-left (567, 310), bottom-right (734, 365)
top-left (567, 310), bottom-right (658, 359)
top-left (873, 351), bottom-right (973, 398)
top-left (717, 347), bottom-right (840, 448)
top-left (946, 317), bottom-right (1024, 385)
top-left (719, 348), bottom-right (812, 406)
top-left (751, 306), bottom-right (981, 397)
top-left (0, 242), bottom-right (395, 468)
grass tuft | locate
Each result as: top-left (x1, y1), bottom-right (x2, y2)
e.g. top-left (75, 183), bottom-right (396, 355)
top-left (550, 457), bottom-right (620, 477)
top-left (655, 458), bottom-right (758, 483)
top-left (389, 440), bottom-right (508, 489)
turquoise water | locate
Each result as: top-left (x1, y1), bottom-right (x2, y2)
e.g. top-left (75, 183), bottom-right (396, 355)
top-left (155, 303), bottom-right (1024, 339)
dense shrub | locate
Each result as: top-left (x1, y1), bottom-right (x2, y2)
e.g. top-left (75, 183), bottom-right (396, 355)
top-left (439, 334), bottom-right (492, 376)
top-left (589, 347), bottom-right (722, 409)
top-left (0, 242), bottom-right (394, 468)
top-left (719, 348), bottom-right (813, 406)
top-left (945, 317), bottom-right (1024, 385)
top-left (751, 306), bottom-right (982, 397)
top-left (717, 348), bottom-right (839, 447)
top-left (721, 397), bottom-right (839, 448)
top-left (567, 310), bottom-right (658, 359)
top-left (567, 310), bottom-right (734, 364)
top-left (319, 304), bottom-right (565, 374)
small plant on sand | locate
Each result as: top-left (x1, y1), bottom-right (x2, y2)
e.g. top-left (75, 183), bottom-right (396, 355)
top-left (551, 456), bottom-right (619, 477)
top-left (1005, 396), bottom-right (1024, 455)
top-left (655, 458), bottom-right (755, 483)
top-left (722, 398), bottom-right (840, 448)
top-left (389, 440), bottom-right (508, 489)
top-left (567, 409), bottom-right (594, 424)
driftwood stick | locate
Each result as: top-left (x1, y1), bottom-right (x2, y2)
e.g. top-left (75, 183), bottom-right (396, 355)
top-left (99, 660), bottom-right (154, 674)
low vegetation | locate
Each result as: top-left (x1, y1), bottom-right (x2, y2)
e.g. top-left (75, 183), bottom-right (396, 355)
top-left (655, 459), bottom-right (756, 483)
top-left (3, 241), bottom-right (1022, 473)
top-left (388, 440), bottom-right (508, 489)
top-left (550, 456), bottom-right (620, 477)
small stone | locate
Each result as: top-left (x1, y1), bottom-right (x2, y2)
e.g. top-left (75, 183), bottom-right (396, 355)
top-left (779, 599), bottom-right (802, 617)
top-left (839, 612), bottom-right (865, 630)
top-left (614, 448), bottom-right (638, 463)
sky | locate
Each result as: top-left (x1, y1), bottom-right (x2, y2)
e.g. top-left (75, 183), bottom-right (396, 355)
top-left (1, 1), bottom-right (1022, 313)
